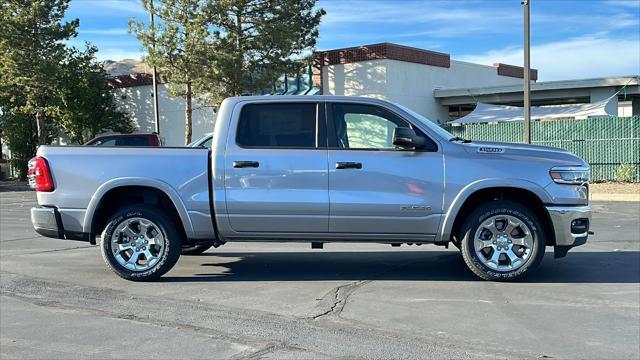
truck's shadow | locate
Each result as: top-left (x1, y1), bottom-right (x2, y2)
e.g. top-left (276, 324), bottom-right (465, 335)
top-left (162, 250), bottom-right (640, 283)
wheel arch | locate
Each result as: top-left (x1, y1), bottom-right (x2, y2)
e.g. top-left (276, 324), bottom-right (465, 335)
top-left (83, 178), bottom-right (195, 239)
top-left (440, 180), bottom-right (555, 247)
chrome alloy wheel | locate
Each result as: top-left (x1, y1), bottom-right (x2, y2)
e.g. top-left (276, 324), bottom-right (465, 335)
top-left (110, 217), bottom-right (166, 271)
top-left (473, 214), bottom-right (534, 272)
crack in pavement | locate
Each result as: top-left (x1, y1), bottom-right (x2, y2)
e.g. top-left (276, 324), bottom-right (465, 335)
top-left (1, 235), bottom-right (49, 242)
top-left (5, 245), bottom-right (95, 255)
top-left (0, 271), bottom-right (508, 359)
top-left (310, 254), bottom-right (455, 320)
top-left (312, 280), bottom-right (370, 320)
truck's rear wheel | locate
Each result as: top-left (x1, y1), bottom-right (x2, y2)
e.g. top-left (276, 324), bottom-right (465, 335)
top-left (181, 244), bottom-right (212, 255)
top-left (459, 201), bottom-right (545, 281)
top-left (100, 205), bottom-right (182, 281)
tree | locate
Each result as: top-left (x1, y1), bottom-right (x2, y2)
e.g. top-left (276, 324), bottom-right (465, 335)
top-left (0, 111), bottom-right (38, 180)
top-left (205, 0), bottom-right (324, 103)
top-left (0, 0), bottom-right (79, 145)
top-left (131, 0), bottom-right (211, 144)
top-left (131, 0), bottom-right (325, 144)
top-left (55, 46), bottom-right (134, 144)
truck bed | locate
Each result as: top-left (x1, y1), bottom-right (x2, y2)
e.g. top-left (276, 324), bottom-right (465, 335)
top-left (34, 146), bottom-right (214, 240)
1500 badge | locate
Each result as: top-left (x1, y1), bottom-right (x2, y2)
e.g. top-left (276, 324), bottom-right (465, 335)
top-left (477, 147), bottom-right (505, 154)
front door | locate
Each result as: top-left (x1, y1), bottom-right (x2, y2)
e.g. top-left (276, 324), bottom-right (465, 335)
top-left (327, 102), bottom-right (443, 238)
top-left (224, 102), bottom-right (329, 233)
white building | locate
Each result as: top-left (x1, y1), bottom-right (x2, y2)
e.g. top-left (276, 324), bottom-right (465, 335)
top-left (313, 43), bottom-right (639, 123)
top-left (108, 73), bottom-right (215, 146)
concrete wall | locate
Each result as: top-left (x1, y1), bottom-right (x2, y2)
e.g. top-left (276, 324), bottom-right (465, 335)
top-left (112, 84), bottom-right (216, 146)
top-left (323, 59), bottom-right (522, 124)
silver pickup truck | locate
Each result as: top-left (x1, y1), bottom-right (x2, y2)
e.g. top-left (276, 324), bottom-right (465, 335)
top-left (30, 96), bottom-right (592, 281)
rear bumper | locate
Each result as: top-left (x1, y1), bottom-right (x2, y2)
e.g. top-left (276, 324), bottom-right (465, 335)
top-left (546, 205), bottom-right (591, 257)
top-left (31, 206), bottom-right (64, 239)
top-left (31, 207), bottom-right (92, 242)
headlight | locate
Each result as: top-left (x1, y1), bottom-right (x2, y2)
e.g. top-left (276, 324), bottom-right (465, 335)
top-left (549, 166), bottom-right (591, 185)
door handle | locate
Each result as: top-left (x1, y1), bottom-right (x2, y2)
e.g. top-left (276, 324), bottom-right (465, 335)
top-left (335, 162), bottom-right (362, 169)
top-left (233, 161), bottom-right (260, 168)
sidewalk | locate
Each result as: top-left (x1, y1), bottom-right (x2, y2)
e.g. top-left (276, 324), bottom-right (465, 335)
top-left (590, 182), bottom-right (640, 202)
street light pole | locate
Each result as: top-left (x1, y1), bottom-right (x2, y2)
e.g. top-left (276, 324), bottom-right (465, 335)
top-left (523, 0), bottom-right (531, 144)
top-left (150, 1), bottom-right (160, 134)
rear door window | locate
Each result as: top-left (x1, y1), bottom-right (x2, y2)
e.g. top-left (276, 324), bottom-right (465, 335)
top-left (236, 103), bottom-right (318, 148)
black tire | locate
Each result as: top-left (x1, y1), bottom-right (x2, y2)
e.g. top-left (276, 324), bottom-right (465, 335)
top-left (459, 200), bottom-right (545, 281)
top-left (181, 244), bottom-right (212, 255)
top-left (100, 205), bottom-right (182, 281)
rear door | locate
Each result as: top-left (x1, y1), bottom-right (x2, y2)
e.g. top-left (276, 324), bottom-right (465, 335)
top-left (224, 102), bottom-right (329, 233)
top-left (327, 102), bottom-right (444, 238)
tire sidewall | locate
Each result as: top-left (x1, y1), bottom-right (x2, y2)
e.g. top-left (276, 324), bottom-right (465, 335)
top-left (461, 201), bottom-right (545, 281)
top-left (101, 206), bottom-right (181, 281)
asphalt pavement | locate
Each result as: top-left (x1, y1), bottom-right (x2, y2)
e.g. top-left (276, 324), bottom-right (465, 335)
top-left (1, 190), bottom-right (638, 359)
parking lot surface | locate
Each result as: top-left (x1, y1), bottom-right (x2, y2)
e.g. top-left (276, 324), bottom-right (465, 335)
top-left (1, 190), bottom-right (639, 359)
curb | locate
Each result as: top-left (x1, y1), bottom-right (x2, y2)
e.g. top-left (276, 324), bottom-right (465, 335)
top-left (0, 182), bottom-right (31, 192)
top-left (590, 193), bottom-right (640, 202)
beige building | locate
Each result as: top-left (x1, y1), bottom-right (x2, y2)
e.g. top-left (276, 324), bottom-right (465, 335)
top-left (108, 73), bottom-right (215, 146)
top-left (312, 43), bottom-right (639, 123)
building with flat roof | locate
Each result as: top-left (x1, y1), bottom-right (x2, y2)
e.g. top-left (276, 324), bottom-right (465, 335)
top-left (313, 43), bottom-right (639, 123)
top-left (108, 73), bottom-right (215, 146)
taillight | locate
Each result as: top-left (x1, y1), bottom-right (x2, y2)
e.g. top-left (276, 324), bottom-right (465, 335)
top-left (27, 157), bottom-right (37, 175)
top-left (34, 156), bottom-right (54, 192)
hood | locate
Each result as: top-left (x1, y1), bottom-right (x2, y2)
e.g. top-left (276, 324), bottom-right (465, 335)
top-left (461, 140), bottom-right (588, 167)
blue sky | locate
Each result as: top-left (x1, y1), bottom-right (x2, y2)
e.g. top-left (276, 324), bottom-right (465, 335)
top-left (66, 0), bottom-right (640, 81)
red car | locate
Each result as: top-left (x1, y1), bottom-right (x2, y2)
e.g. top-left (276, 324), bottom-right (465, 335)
top-left (84, 133), bottom-right (162, 147)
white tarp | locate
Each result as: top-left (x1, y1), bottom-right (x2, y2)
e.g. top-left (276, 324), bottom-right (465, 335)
top-left (448, 98), bottom-right (611, 126)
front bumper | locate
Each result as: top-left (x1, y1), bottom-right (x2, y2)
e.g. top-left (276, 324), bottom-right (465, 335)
top-left (31, 207), bottom-right (91, 242)
top-left (545, 205), bottom-right (591, 257)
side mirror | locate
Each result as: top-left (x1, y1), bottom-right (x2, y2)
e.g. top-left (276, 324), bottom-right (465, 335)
top-left (392, 127), bottom-right (426, 149)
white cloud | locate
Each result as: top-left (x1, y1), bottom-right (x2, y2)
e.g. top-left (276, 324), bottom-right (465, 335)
top-left (605, 0), bottom-right (640, 8)
top-left (320, 1), bottom-right (516, 26)
top-left (458, 35), bottom-right (640, 81)
top-left (81, 28), bottom-right (130, 36)
top-left (73, 0), bottom-right (146, 15)
top-left (94, 48), bottom-right (143, 62)
top-left (318, 0), bottom-right (639, 40)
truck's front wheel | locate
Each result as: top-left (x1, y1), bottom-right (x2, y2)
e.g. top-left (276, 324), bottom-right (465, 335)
top-left (459, 201), bottom-right (545, 281)
top-left (100, 205), bottom-right (182, 281)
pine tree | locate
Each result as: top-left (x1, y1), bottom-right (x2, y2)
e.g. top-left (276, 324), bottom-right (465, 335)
top-left (131, 0), bottom-right (211, 145)
top-left (205, 0), bottom-right (324, 102)
top-left (0, 0), bottom-right (79, 145)
top-left (55, 46), bottom-right (134, 144)
top-left (131, 0), bottom-right (325, 144)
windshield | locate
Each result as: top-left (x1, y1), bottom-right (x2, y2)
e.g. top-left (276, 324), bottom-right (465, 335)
top-left (393, 103), bottom-right (455, 141)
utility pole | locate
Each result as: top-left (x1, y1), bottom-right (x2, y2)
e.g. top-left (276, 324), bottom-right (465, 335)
top-left (523, 0), bottom-right (531, 144)
top-left (150, 0), bottom-right (160, 134)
